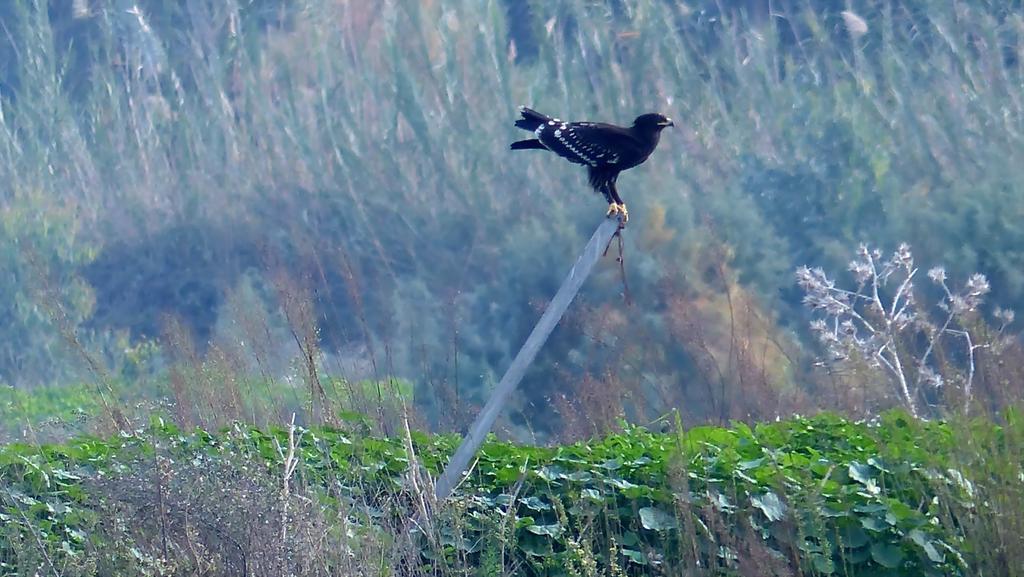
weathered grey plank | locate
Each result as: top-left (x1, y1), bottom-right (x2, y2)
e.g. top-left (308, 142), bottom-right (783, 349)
top-left (434, 216), bottom-right (622, 500)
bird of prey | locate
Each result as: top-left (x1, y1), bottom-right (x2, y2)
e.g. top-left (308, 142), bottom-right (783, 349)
top-left (510, 106), bottom-right (673, 224)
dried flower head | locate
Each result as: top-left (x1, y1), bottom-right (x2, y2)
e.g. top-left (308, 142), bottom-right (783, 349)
top-left (849, 260), bottom-right (872, 285)
top-left (964, 273), bottom-right (990, 297)
top-left (893, 243), bottom-right (913, 270)
top-left (947, 294), bottom-right (969, 315)
top-left (795, 266), bottom-right (830, 291)
top-left (927, 267), bottom-right (947, 284)
top-left (994, 307), bottom-right (1015, 325)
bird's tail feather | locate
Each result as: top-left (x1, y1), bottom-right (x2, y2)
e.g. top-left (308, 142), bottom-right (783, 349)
top-left (514, 106), bottom-right (551, 132)
top-left (510, 139), bottom-right (546, 151)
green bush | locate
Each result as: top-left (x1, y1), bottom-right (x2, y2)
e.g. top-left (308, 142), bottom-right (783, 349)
top-left (0, 189), bottom-right (95, 388)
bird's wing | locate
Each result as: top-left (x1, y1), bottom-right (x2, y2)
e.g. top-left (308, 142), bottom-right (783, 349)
top-left (535, 122), bottom-right (643, 167)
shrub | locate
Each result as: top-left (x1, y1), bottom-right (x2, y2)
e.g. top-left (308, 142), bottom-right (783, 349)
top-left (798, 243), bottom-right (1017, 418)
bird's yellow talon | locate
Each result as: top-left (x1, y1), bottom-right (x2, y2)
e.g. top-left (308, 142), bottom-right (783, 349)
top-left (618, 203), bottom-right (629, 223)
top-left (606, 203), bottom-right (620, 217)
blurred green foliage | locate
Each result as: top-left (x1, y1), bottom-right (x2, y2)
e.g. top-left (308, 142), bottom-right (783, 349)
top-left (1, 0), bottom-right (1023, 430)
top-left (0, 382), bottom-right (99, 438)
top-left (0, 189), bottom-right (95, 388)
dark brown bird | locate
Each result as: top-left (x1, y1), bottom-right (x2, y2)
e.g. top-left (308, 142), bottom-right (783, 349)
top-left (510, 106), bottom-right (674, 223)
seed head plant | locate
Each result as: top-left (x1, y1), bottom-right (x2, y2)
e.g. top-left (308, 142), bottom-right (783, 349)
top-left (797, 243), bottom-right (1013, 418)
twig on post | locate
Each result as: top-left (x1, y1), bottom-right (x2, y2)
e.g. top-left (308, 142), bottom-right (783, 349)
top-left (611, 231), bottom-right (631, 305)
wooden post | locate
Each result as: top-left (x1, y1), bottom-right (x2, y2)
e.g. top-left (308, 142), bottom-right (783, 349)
top-left (434, 217), bottom-right (622, 500)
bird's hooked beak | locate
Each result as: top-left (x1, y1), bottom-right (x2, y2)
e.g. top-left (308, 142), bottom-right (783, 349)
top-left (658, 118), bottom-right (675, 127)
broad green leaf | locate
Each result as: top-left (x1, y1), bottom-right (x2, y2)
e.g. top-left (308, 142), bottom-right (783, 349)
top-left (812, 553), bottom-right (835, 574)
top-left (861, 516), bottom-right (888, 532)
top-left (849, 462), bottom-right (874, 485)
top-left (606, 477), bottom-right (640, 490)
top-left (515, 516), bottom-right (535, 528)
top-left (737, 458), bottom-right (764, 470)
top-left (884, 500), bottom-right (917, 526)
top-left (521, 496), bottom-right (551, 511)
top-left (845, 545), bottom-right (871, 564)
top-left (639, 506), bottom-right (678, 531)
top-left (525, 523), bottom-right (563, 538)
top-left (535, 466), bottom-right (566, 482)
top-left (870, 542), bottom-right (905, 568)
top-left (867, 456), bottom-right (890, 473)
top-left (564, 471), bottom-right (592, 482)
top-left (620, 548), bottom-right (648, 565)
top-left (518, 535), bottom-right (551, 557)
top-left (751, 491), bottom-right (787, 522)
top-left (910, 530), bottom-right (945, 564)
top-left (840, 524), bottom-right (869, 548)
top-left (819, 505), bottom-right (848, 518)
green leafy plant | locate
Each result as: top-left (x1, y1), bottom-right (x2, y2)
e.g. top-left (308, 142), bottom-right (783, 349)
top-left (3, 411), bottom-right (1010, 575)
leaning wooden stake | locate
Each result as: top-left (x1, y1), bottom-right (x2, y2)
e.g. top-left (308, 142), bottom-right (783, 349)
top-left (434, 216), bottom-right (623, 500)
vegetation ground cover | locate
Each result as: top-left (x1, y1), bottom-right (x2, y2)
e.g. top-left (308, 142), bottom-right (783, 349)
top-left (3, 410), bottom-right (1020, 576)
